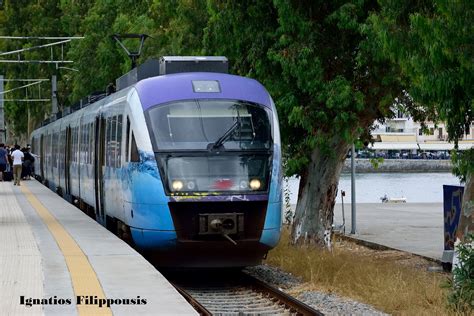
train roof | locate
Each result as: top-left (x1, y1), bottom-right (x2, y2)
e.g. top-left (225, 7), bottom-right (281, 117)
top-left (38, 57), bottom-right (273, 128)
top-left (135, 72), bottom-right (272, 111)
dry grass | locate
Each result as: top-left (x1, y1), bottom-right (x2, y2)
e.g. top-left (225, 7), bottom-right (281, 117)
top-left (265, 227), bottom-right (452, 315)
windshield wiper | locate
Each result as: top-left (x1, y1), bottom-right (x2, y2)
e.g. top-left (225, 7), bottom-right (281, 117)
top-left (210, 119), bottom-right (241, 150)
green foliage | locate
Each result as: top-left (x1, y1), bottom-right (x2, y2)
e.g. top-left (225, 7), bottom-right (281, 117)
top-left (3, 0), bottom-right (468, 185)
top-left (452, 149), bottom-right (474, 183)
top-left (369, 157), bottom-right (384, 170)
top-left (66, 0), bottom-right (124, 100)
top-left (1, 0), bottom-right (208, 138)
top-left (369, 1), bottom-right (474, 185)
top-left (205, 0), bottom-right (403, 177)
top-left (447, 234), bottom-right (474, 312)
top-left (2, 0), bottom-right (406, 175)
top-left (370, 1), bottom-right (474, 145)
top-left (1, 0), bottom-right (64, 139)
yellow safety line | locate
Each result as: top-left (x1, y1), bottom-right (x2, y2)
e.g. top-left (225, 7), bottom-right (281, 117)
top-left (20, 184), bottom-right (112, 316)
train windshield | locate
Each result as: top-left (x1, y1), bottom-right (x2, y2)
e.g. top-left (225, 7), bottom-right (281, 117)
top-left (157, 154), bottom-right (271, 193)
top-left (147, 100), bottom-right (273, 193)
top-left (146, 100), bottom-right (272, 151)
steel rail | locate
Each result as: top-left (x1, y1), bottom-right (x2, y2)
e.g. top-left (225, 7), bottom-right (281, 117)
top-left (242, 273), bottom-right (323, 316)
top-left (169, 270), bottom-right (323, 315)
top-left (172, 284), bottom-right (212, 316)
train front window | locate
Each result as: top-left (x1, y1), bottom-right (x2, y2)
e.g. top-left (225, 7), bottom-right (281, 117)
top-left (147, 100), bottom-right (273, 193)
top-left (146, 100), bottom-right (272, 151)
top-left (157, 154), bottom-right (271, 193)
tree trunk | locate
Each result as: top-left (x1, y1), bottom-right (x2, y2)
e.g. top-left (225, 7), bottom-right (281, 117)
top-left (291, 134), bottom-right (351, 248)
top-left (456, 173), bottom-right (474, 241)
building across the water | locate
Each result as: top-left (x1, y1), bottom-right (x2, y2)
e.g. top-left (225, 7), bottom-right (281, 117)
top-left (371, 112), bottom-right (474, 151)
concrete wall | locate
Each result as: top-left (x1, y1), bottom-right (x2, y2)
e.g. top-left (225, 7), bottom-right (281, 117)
top-left (343, 158), bottom-right (452, 173)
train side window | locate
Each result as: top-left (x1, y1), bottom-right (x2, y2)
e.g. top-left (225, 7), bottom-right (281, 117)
top-left (81, 124), bottom-right (85, 164)
top-left (49, 133), bottom-right (53, 166)
top-left (78, 125), bottom-right (81, 163)
top-left (53, 132), bottom-right (59, 168)
top-left (31, 136), bottom-right (35, 153)
top-left (130, 132), bottom-right (139, 162)
top-left (60, 129), bottom-right (66, 172)
top-left (116, 114), bottom-right (123, 167)
top-left (73, 127), bottom-right (78, 163)
top-left (106, 118), bottom-right (112, 166)
top-left (111, 116), bottom-right (117, 167)
top-left (89, 122), bottom-right (93, 164)
top-left (125, 117), bottom-right (130, 162)
top-left (70, 128), bottom-right (73, 163)
top-left (85, 123), bottom-right (90, 164)
top-left (80, 124), bottom-right (85, 164)
top-left (73, 128), bottom-right (75, 163)
top-left (48, 134), bottom-right (51, 162)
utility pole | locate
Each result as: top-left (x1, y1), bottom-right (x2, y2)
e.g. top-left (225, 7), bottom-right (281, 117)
top-left (0, 75), bottom-right (4, 144)
top-left (351, 143), bottom-right (357, 234)
top-left (51, 75), bottom-right (57, 115)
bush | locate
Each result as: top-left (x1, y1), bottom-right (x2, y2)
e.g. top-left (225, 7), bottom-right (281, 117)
top-left (448, 233), bottom-right (474, 312)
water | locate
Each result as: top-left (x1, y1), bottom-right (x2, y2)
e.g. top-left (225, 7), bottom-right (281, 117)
top-left (285, 172), bottom-right (462, 204)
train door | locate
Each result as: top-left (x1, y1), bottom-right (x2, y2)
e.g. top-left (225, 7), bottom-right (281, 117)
top-left (94, 116), bottom-right (106, 224)
top-left (40, 134), bottom-right (44, 179)
top-left (65, 126), bottom-right (71, 195)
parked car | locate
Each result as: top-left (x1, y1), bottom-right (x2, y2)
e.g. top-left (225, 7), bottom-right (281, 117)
top-left (357, 150), bottom-right (375, 158)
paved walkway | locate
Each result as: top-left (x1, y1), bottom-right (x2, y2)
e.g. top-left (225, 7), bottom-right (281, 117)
top-left (0, 179), bottom-right (44, 315)
top-left (0, 180), bottom-right (197, 315)
top-left (332, 203), bottom-right (444, 260)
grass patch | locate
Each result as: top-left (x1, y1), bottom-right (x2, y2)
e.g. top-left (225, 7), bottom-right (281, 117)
top-left (265, 227), bottom-right (451, 315)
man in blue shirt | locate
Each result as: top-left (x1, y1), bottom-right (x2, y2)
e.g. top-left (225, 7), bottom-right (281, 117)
top-left (0, 143), bottom-right (8, 181)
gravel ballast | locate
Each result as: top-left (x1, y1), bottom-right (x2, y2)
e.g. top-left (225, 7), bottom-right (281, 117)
top-left (246, 264), bottom-right (387, 315)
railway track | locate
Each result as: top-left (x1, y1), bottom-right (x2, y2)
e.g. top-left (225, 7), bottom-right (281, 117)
top-left (167, 269), bottom-right (323, 316)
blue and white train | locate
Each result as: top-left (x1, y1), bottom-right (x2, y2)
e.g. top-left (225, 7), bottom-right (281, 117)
top-left (31, 57), bottom-right (282, 267)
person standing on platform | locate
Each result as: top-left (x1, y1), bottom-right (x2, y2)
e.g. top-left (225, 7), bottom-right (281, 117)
top-left (22, 147), bottom-right (34, 180)
top-left (6, 145), bottom-right (13, 169)
top-left (11, 145), bottom-right (24, 186)
top-left (0, 144), bottom-right (8, 181)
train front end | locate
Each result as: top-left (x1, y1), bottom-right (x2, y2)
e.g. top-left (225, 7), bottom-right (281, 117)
top-left (133, 72), bottom-right (282, 267)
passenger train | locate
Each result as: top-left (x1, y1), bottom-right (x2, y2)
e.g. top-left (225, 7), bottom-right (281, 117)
top-left (31, 57), bottom-right (282, 267)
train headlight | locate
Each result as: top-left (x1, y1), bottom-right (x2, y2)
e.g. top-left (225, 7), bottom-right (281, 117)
top-left (172, 180), bottom-right (184, 191)
top-left (249, 179), bottom-right (261, 190)
top-left (239, 180), bottom-right (248, 189)
top-left (186, 181), bottom-right (196, 190)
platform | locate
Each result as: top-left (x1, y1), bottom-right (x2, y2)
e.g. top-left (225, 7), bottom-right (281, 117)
top-left (0, 179), bottom-right (197, 315)
top-left (333, 203), bottom-right (444, 260)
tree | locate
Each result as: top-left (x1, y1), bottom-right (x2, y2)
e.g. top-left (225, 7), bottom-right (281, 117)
top-left (369, 0), bottom-right (473, 242)
top-left (205, 0), bottom-right (404, 247)
top-left (147, 0), bottom-right (208, 57)
top-left (65, 0), bottom-right (124, 101)
top-left (1, 0), bottom-right (64, 141)
top-left (65, 0), bottom-right (207, 102)
top-left (2, 0), bottom-right (209, 137)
